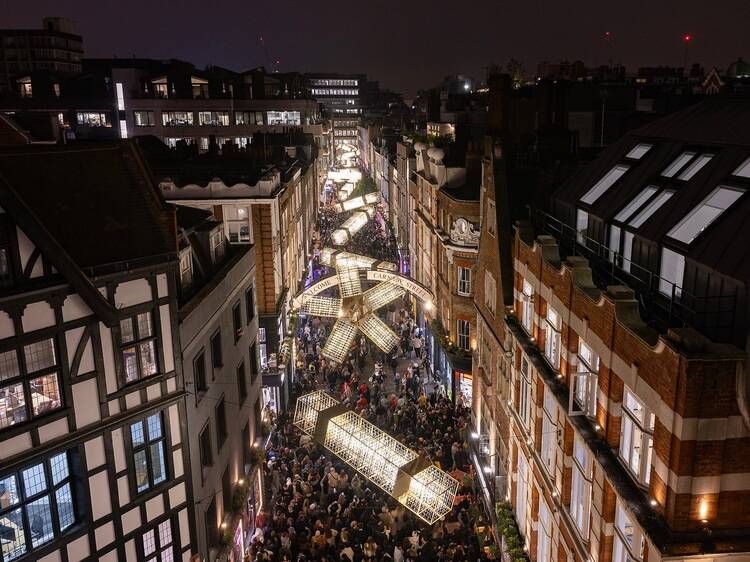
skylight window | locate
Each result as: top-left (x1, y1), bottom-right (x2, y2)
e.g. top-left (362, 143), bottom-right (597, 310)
top-left (667, 186), bottom-right (744, 244)
top-left (677, 154), bottom-right (714, 181)
top-left (732, 157), bottom-right (750, 179)
top-left (580, 165), bottom-right (630, 205)
top-left (613, 186), bottom-right (658, 222)
top-left (628, 190), bottom-right (674, 228)
top-left (625, 144), bottom-right (653, 160)
top-left (662, 152), bottom-right (696, 178)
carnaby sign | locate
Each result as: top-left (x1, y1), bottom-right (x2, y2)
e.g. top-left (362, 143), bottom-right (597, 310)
top-left (292, 276), bottom-right (341, 309)
top-left (365, 271), bottom-right (433, 302)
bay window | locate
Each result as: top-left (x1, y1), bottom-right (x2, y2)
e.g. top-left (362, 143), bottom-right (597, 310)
top-left (619, 387), bottom-right (655, 485)
top-left (0, 450), bottom-right (78, 561)
top-left (571, 339), bottom-right (599, 418)
top-left (570, 434), bottom-right (592, 537)
top-left (130, 413), bottom-right (167, 494)
top-left (120, 311), bottom-right (159, 383)
top-left (543, 307), bottom-right (561, 369)
top-left (0, 338), bottom-right (62, 430)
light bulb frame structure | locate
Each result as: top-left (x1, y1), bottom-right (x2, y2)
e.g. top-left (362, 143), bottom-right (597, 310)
top-left (294, 391), bottom-right (459, 524)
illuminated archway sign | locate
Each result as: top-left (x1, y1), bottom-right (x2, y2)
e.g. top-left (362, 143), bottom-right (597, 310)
top-left (290, 260), bottom-right (434, 363)
top-left (365, 270), bottom-right (433, 303)
top-left (294, 391), bottom-right (459, 525)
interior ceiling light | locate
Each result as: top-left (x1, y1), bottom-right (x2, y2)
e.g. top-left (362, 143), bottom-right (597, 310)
top-left (294, 391), bottom-right (459, 524)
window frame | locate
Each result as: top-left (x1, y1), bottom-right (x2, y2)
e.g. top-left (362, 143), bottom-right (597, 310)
top-left (571, 340), bottom-right (599, 418)
top-left (613, 501), bottom-right (646, 562)
top-left (543, 307), bottom-right (561, 370)
top-left (210, 329), bottom-right (223, 371)
top-left (118, 309), bottom-right (160, 385)
top-left (570, 434), bottom-right (592, 538)
top-left (193, 350), bottom-right (207, 394)
top-left (140, 516), bottom-right (176, 562)
top-left (456, 319), bottom-right (470, 351)
top-left (0, 336), bottom-right (63, 431)
top-left (484, 270), bottom-right (496, 315)
top-left (540, 386), bottom-right (557, 474)
top-left (0, 449), bottom-right (78, 560)
top-left (215, 396), bottom-right (228, 450)
top-left (133, 110), bottom-right (156, 127)
top-left (249, 342), bottom-right (259, 386)
top-left (520, 280), bottom-right (534, 334)
top-left (666, 185), bottom-right (744, 245)
top-left (457, 266), bottom-right (472, 296)
top-left (232, 302), bottom-right (242, 344)
top-left (517, 356), bottom-right (532, 428)
top-left (237, 360), bottom-right (247, 405)
top-left (199, 422), bottom-right (213, 470)
top-left (245, 287), bottom-right (255, 325)
top-left (619, 387), bottom-right (655, 486)
top-left (129, 412), bottom-right (168, 495)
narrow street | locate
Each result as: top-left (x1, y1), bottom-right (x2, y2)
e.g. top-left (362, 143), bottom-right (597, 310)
top-left (250, 168), bottom-right (495, 562)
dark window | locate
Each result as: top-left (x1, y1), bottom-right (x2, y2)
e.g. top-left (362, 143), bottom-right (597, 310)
top-left (232, 302), bottom-right (242, 343)
top-left (254, 397), bottom-right (262, 441)
top-left (210, 330), bottom-right (222, 369)
top-left (216, 398), bottom-right (227, 449)
top-left (0, 450), bottom-right (78, 559)
top-left (245, 287), bottom-right (255, 325)
top-left (194, 351), bottom-right (207, 393)
top-left (237, 361), bottom-right (247, 404)
top-left (242, 423), bottom-right (252, 470)
top-left (120, 311), bottom-right (159, 383)
top-left (0, 337), bottom-right (63, 431)
top-left (0, 217), bottom-right (14, 288)
top-left (249, 343), bottom-right (259, 386)
top-left (221, 466), bottom-right (231, 515)
top-left (205, 497), bottom-right (218, 546)
top-left (141, 518), bottom-right (175, 561)
top-left (199, 423), bottom-right (212, 468)
top-left (130, 412), bottom-right (167, 494)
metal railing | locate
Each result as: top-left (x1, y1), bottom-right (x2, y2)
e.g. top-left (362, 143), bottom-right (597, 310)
top-left (532, 209), bottom-right (739, 344)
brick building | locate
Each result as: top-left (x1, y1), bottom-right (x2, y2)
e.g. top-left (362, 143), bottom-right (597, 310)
top-left (474, 98), bottom-right (750, 562)
top-left (410, 141), bottom-right (480, 400)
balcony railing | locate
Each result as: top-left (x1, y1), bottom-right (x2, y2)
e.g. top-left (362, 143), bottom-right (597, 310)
top-left (531, 209), bottom-right (739, 344)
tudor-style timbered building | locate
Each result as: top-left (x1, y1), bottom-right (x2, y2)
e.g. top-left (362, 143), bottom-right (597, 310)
top-left (0, 143), bottom-right (195, 562)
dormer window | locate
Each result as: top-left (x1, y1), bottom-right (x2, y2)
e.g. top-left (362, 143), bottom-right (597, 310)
top-left (152, 77), bottom-right (169, 99)
top-left (17, 78), bottom-right (32, 98)
top-left (580, 165), bottom-right (629, 205)
top-left (210, 229), bottom-right (226, 263)
top-left (191, 77), bottom-right (209, 99)
top-left (179, 249), bottom-right (193, 288)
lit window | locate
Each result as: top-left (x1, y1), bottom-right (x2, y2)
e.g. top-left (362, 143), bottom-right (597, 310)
top-left (625, 144), bottom-right (652, 160)
top-left (520, 280), bottom-right (533, 334)
top-left (179, 250), bottom-right (193, 288)
top-left (457, 267), bottom-right (471, 296)
top-left (619, 387), bottom-right (655, 485)
top-left (0, 451), bottom-right (77, 560)
top-left (142, 519), bottom-right (175, 562)
top-left (667, 186), bottom-right (743, 244)
top-left (613, 502), bottom-right (645, 562)
top-left (677, 154), bottom-right (713, 180)
top-left (570, 434), bottom-right (592, 537)
top-left (517, 357), bottom-right (532, 428)
top-left (613, 186), bottom-right (658, 223)
top-left (161, 111), bottom-right (193, 126)
top-left (120, 312), bottom-right (159, 383)
top-left (543, 307), bottom-right (561, 369)
top-left (541, 387), bottom-right (557, 474)
top-left (580, 165), bottom-right (629, 205)
top-left (134, 111), bottom-right (155, 126)
top-left (457, 320), bottom-right (470, 351)
top-left (628, 190), bottom-right (674, 228)
top-left (572, 340), bottom-right (598, 418)
top-left (0, 338), bottom-right (62, 430)
top-left (661, 151), bottom-right (696, 177)
top-left (76, 112), bottom-right (111, 127)
top-left (658, 247), bottom-right (685, 297)
top-left (608, 225), bottom-right (621, 264)
top-left (198, 111), bottom-right (229, 126)
top-left (732, 157), bottom-right (750, 178)
top-left (516, 453), bottom-right (528, 528)
top-left (130, 413), bottom-right (167, 493)
top-left (267, 111), bottom-right (301, 126)
top-left (484, 271), bottom-right (496, 315)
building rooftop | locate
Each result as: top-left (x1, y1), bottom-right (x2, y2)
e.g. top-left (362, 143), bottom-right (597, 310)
top-left (0, 141), bottom-right (177, 270)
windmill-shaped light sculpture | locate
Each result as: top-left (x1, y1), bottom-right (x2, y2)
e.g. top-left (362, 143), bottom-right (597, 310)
top-left (292, 249), bottom-right (433, 363)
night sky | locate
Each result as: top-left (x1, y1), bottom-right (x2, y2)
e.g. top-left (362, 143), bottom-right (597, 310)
top-left (3, 0), bottom-right (750, 96)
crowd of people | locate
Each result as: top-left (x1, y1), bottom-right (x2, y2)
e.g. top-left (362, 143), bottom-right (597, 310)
top-left (247, 175), bottom-right (493, 562)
